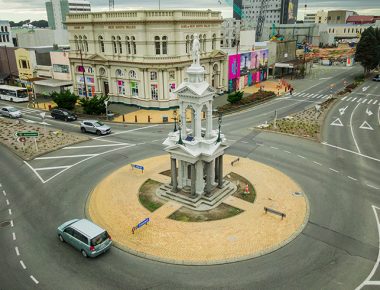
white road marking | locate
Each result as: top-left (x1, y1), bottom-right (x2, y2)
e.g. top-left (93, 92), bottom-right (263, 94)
top-left (2, 190), bottom-right (5, 196)
top-left (229, 139), bottom-right (237, 142)
top-left (35, 166), bottom-right (71, 171)
top-left (350, 103), bottom-right (361, 154)
top-left (359, 121), bottom-right (374, 131)
top-left (322, 142), bottom-right (380, 163)
top-left (30, 275), bottom-right (39, 284)
top-left (20, 260), bottom-right (26, 269)
top-left (35, 154), bottom-right (97, 160)
top-left (270, 146), bottom-right (279, 149)
top-left (342, 96), bottom-right (347, 101)
top-left (241, 141), bottom-right (248, 144)
top-left (93, 124), bottom-right (159, 140)
top-left (362, 99), bottom-right (368, 103)
top-left (348, 176), bottom-right (358, 181)
top-left (15, 246), bottom-right (19, 256)
top-left (339, 106), bottom-right (348, 116)
top-left (297, 155), bottom-right (306, 159)
top-left (10, 220), bottom-right (13, 227)
top-left (284, 150), bottom-right (291, 154)
top-left (24, 161), bottom-right (45, 184)
top-left (8, 209), bottom-right (12, 215)
top-left (151, 139), bottom-right (160, 142)
top-left (329, 168), bottom-right (339, 173)
top-left (367, 184), bottom-right (380, 190)
top-left (6, 199), bottom-right (9, 205)
top-left (12, 232), bottom-right (16, 240)
top-left (355, 205), bottom-right (380, 289)
top-left (368, 100), bottom-right (373, 105)
top-left (330, 118), bottom-right (344, 127)
top-left (351, 97), bottom-right (356, 102)
top-left (313, 161), bottom-right (322, 166)
top-left (24, 119), bottom-right (36, 123)
top-left (374, 100), bottom-right (378, 105)
top-left (347, 97), bottom-right (352, 101)
top-left (366, 108), bottom-right (373, 116)
top-left (298, 93), bottom-right (305, 97)
top-left (63, 143), bottom-right (130, 149)
top-left (357, 98), bottom-right (363, 103)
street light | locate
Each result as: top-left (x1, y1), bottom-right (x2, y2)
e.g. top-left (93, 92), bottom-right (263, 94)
top-left (177, 116), bottom-right (184, 145)
top-left (215, 110), bottom-right (222, 143)
top-left (172, 109), bottom-right (178, 132)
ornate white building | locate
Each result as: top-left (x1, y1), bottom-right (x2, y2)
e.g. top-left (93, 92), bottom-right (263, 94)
top-left (65, 10), bottom-right (228, 109)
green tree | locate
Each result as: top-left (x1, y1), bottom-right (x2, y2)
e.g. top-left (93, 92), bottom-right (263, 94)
top-left (355, 26), bottom-right (380, 74)
top-left (51, 90), bottom-right (79, 110)
top-left (227, 91), bottom-right (243, 104)
top-left (79, 95), bottom-right (109, 115)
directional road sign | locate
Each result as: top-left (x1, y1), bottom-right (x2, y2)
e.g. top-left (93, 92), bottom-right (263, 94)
top-left (15, 131), bottom-right (39, 137)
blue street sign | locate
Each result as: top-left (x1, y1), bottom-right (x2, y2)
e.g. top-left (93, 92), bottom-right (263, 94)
top-left (132, 164), bottom-right (144, 171)
top-left (137, 218), bottom-right (149, 229)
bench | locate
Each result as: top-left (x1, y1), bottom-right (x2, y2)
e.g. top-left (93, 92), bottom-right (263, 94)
top-left (264, 207), bottom-right (286, 219)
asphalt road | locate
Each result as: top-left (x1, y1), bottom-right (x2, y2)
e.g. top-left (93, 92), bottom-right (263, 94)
top-left (0, 65), bottom-right (379, 290)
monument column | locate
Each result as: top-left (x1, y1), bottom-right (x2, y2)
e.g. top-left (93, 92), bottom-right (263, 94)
top-left (214, 156), bottom-right (219, 183)
top-left (206, 102), bottom-right (212, 138)
top-left (177, 160), bottom-right (183, 188)
top-left (205, 161), bottom-right (213, 194)
top-left (191, 163), bottom-right (196, 196)
top-left (191, 108), bottom-right (195, 135)
top-left (181, 102), bottom-right (187, 138)
top-left (195, 106), bottom-right (202, 139)
top-left (218, 155), bottom-right (224, 188)
top-left (171, 158), bottom-right (177, 192)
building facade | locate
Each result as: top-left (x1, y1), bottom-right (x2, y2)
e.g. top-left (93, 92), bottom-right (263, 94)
top-left (315, 10), bottom-right (328, 24)
top-left (13, 28), bottom-right (69, 48)
top-left (221, 18), bottom-right (241, 48)
top-left (0, 46), bottom-right (18, 84)
top-left (303, 13), bottom-right (316, 24)
top-left (46, 0), bottom-right (91, 30)
top-left (327, 10), bottom-right (357, 24)
top-left (65, 10), bottom-right (227, 109)
top-left (0, 20), bottom-right (13, 47)
top-left (346, 15), bottom-right (380, 25)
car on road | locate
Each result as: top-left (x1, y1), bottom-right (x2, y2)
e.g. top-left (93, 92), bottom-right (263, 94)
top-left (51, 108), bottom-right (77, 121)
top-left (373, 74), bottom-right (380, 82)
top-left (0, 106), bottom-right (22, 118)
top-left (57, 219), bottom-right (112, 258)
top-left (80, 120), bottom-right (111, 135)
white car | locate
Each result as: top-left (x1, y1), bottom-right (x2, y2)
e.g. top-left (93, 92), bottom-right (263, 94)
top-left (80, 120), bottom-right (111, 135)
top-left (0, 106), bottom-right (22, 118)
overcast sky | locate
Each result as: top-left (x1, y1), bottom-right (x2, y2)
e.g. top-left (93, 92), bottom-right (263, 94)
top-left (0, 0), bottom-right (379, 22)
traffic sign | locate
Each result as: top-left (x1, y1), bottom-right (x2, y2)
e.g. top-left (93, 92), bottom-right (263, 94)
top-left (17, 137), bottom-right (26, 143)
top-left (15, 131), bottom-right (39, 137)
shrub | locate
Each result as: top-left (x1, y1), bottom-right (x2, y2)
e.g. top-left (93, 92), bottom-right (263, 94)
top-left (51, 90), bottom-right (79, 110)
top-left (227, 91), bottom-right (243, 104)
top-left (79, 95), bottom-right (109, 115)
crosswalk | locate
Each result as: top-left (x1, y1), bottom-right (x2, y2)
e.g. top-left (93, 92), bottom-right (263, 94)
top-left (0, 107), bottom-right (53, 125)
top-left (340, 96), bottom-right (380, 105)
top-left (286, 92), bottom-right (380, 106)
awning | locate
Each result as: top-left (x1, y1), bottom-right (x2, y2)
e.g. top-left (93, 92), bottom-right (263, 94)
top-left (33, 79), bottom-right (73, 88)
top-left (275, 63), bottom-right (294, 68)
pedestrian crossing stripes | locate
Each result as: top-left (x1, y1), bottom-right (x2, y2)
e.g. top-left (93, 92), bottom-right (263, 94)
top-left (284, 92), bottom-right (380, 105)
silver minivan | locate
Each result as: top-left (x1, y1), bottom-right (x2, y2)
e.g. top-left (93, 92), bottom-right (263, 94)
top-left (57, 219), bottom-right (112, 258)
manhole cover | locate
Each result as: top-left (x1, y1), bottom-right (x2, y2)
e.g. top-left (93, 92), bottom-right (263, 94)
top-left (0, 220), bottom-right (11, 229)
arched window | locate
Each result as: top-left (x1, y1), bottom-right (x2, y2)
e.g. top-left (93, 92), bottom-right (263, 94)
top-left (185, 35), bottom-right (190, 54)
top-left (155, 36), bottom-right (161, 55)
top-left (117, 36), bottom-right (122, 54)
top-left (78, 35), bottom-right (83, 51)
top-left (98, 36), bottom-right (104, 53)
top-left (99, 67), bottom-right (106, 76)
top-left (212, 33), bottom-right (216, 50)
top-left (202, 34), bottom-right (206, 51)
top-left (74, 35), bottom-right (79, 51)
top-left (112, 36), bottom-right (117, 54)
top-left (131, 36), bottom-right (136, 54)
top-left (125, 36), bottom-right (131, 54)
top-left (129, 70), bottom-right (137, 79)
top-left (83, 36), bottom-right (88, 52)
top-left (115, 69), bottom-right (123, 77)
top-left (162, 36), bottom-right (168, 55)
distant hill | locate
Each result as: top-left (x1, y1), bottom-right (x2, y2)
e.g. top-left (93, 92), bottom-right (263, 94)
top-left (9, 20), bottom-right (48, 28)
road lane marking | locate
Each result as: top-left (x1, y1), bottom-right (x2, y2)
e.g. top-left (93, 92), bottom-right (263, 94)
top-left (63, 143), bottom-right (130, 149)
top-left (348, 176), bottom-right (358, 181)
top-left (322, 142), bottom-right (380, 163)
top-left (20, 260), bottom-right (26, 269)
top-left (350, 103), bottom-right (361, 154)
top-left (357, 98), bottom-right (362, 103)
top-left (284, 150), bottom-right (291, 154)
top-left (329, 168), bottom-right (339, 173)
top-left (35, 166), bottom-right (71, 171)
top-left (10, 220), bottom-right (13, 227)
top-left (30, 275), bottom-right (39, 284)
top-left (35, 154), bottom-right (97, 160)
top-left (368, 100), bottom-right (373, 104)
top-left (356, 206), bottom-right (380, 289)
top-left (362, 99), bottom-right (368, 103)
top-left (347, 97), bottom-right (352, 101)
top-left (359, 121), bottom-right (374, 131)
top-left (330, 118), bottom-right (344, 126)
top-left (366, 108), bottom-right (373, 116)
top-left (367, 184), bottom-right (380, 190)
top-left (12, 232), bottom-right (16, 240)
top-left (8, 209), bottom-right (12, 215)
top-left (24, 161), bottom-right (45, 183)
top-left (6, 199), bottom-right (9, 205)
top-left (3, 190), bottom-right (6, 196)
top-left (270, 146), bottom-right (279, 149)
top-left (374, 100), bottom-right (378, 105)
top-left (241, 141), bottom-right (248, 144)
top-left (313, 161), bottom-right (322, 166)
top-left (93, 124), bottom-right (160, 139)
top-left (297, 155), bottom-right (306, 159)
top-left (351, 97), bottom-right (356, 102)
top-left (342, 96), bottom-right (347, 100)
top-left (15, 247), bottom-right (19, 256)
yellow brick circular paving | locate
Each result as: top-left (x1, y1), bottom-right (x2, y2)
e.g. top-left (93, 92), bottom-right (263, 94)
top-left (86, 155), bottom-right (309, 265)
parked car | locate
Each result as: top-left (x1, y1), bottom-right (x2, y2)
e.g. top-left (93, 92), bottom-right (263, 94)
top-left (0, 106), bottom-right (22, 118)
top-left (57, 219), bottom-right (112, 258)
top-left (51, 108), bottom-right (77, 121)
top-left (373, 74), bottom-right (380, 82)
top-left (80, 120), bottom-right (111, 135)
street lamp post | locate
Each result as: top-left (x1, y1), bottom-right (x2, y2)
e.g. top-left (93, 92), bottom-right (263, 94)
top-left (177, 117), bottom-right (184, 145)
top-left (172, 109), bottom-right (178, 132)
top-left (215, 110), bottom-right (222, 143)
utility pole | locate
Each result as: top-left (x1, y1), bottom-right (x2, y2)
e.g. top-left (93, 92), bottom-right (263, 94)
top-left (234, 38), bottom-right (240, 92)
top-left (78, 48), bottom-right (87, 98)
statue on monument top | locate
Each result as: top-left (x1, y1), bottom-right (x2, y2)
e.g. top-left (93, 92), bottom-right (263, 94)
top-left (192, 33), bottom-right (200, 65)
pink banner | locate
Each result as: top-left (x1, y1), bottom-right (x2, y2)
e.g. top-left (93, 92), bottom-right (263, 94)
top-left (228, 54), bottom-right (241, 80)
